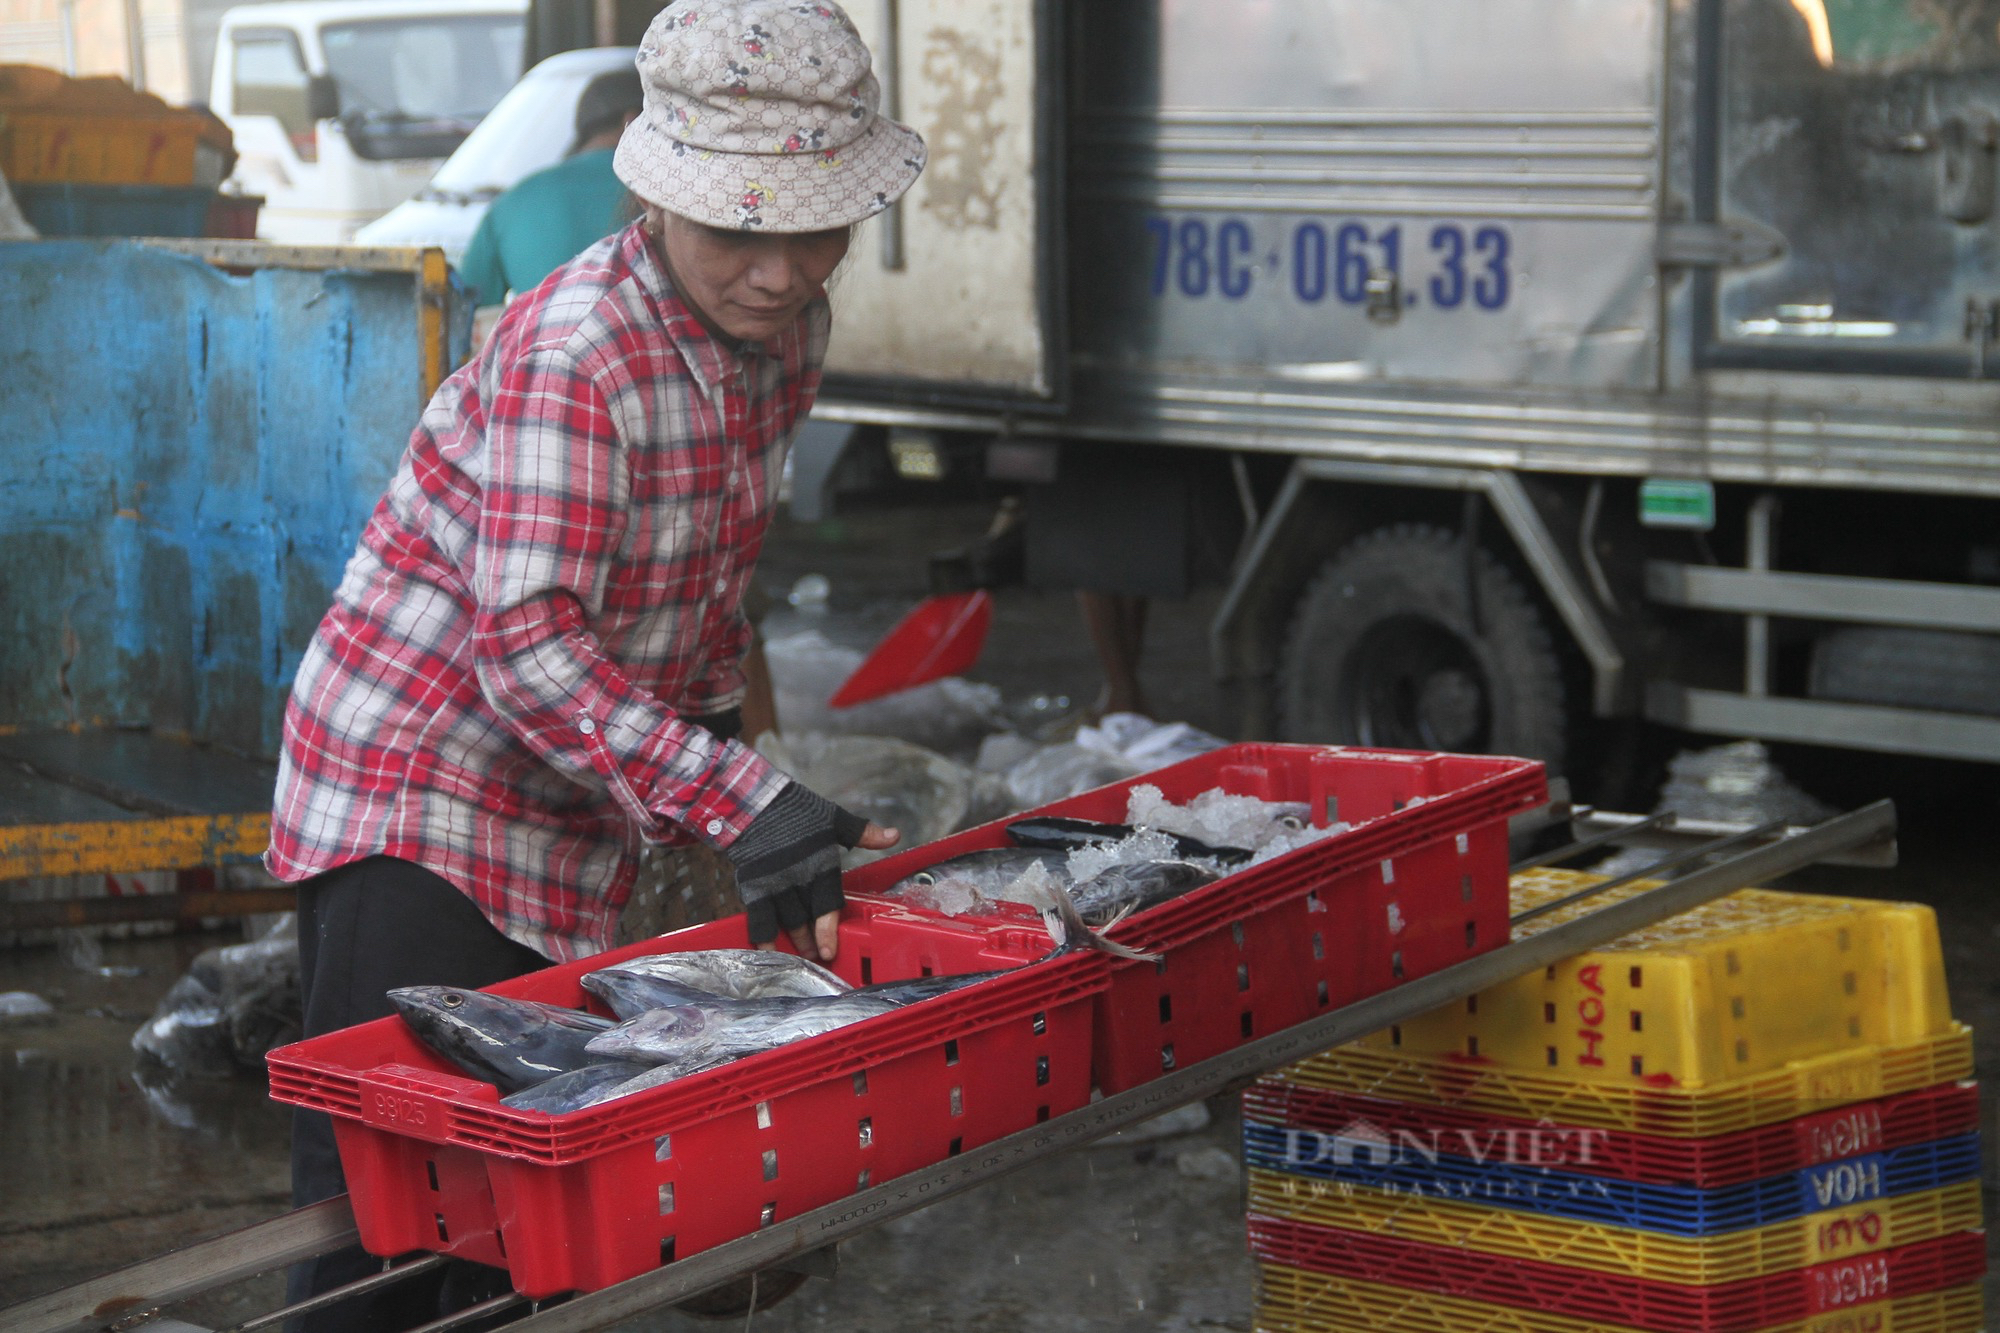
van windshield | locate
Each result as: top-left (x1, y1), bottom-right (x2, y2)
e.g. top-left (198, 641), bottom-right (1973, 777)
top-left (320, 15), bottom-right (523, 127)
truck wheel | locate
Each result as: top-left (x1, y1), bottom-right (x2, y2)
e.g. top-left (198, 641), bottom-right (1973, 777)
top-left (1277, 523), bottom-right (1569, 770)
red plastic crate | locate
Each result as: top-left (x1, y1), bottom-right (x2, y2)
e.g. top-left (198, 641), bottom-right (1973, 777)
top-left (1246, 1215), bottom-right (1987, 1333)
top-left (847, 744), bottom-right (1546, 1093)
top-left (266, 901), bottom-right (1105, 1297)
top-left (1241, 1081), bottom-right (1982, 1188)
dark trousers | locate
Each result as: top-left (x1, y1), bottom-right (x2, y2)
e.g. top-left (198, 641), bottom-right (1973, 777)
top-left (287, 856), bottom-right (547, 1332)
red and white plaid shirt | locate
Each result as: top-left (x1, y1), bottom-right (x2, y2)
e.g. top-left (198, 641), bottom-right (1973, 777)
top-left (268, 221), bottom-right (822, 962)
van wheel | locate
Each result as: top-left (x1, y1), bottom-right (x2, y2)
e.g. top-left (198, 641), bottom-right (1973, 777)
top-left (1277, 523), bottom-right (1569, 770)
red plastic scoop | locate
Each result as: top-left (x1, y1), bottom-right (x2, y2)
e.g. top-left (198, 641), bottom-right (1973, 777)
top-left (828, 591), bottom-right (993, 708)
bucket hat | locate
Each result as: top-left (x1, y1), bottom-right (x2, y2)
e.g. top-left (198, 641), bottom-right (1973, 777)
top-left (614, 0), bottom-right (926, 233)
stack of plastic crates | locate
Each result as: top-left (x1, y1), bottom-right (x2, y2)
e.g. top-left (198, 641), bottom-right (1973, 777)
top-left (1242, 868), bottom-right (1984, 1333)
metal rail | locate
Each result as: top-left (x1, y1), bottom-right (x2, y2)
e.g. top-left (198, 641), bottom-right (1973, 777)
top-left (0, 800), bottom-right (1897, 1333)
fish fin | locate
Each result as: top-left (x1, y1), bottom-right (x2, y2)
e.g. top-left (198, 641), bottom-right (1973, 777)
top-left (1016, 875), bottom-right (1160, 965)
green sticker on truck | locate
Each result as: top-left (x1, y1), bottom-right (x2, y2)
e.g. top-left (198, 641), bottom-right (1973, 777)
top-left (1640, 478), bottom-right (1716, 531)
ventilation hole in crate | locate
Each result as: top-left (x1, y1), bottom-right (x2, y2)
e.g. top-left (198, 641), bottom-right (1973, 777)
top-left (950, 1086), bottom-right (963, 1116)
top-left (1630, 1010), bottom-right (1643, 1032)
top-left (1323, 795), bottom-right (1339, 825)
top-left (435, 1214), bottom-right (450, 1243)
top-left (948, 1137), bottom-right (963, 1157)
top-left (1392, 798), bottom-right (1405, 811)
top-left (658, 1182), bottom-right (674, 1215)
top-left (1231, 922), bottom-right (1246, 948)
top-left (1848, 1015), bottom-right (1861, 1038)
top-left (1465, 920), bottom-right (1477, 949)
top-left (1306, 890), bottom-right (1322, 912)
top-left (1630, 1055), bottom-right (1644, 1077)
top-left (1037, 1105), bottom-right (1051, 1123)
top-left (1391, 951), bottom-right (1404, 980)
top-left (661, 1237), bottom-right (676, 1265)
top-left (1545, 965), bottom-right (1557, 981)
top-left (1159, 994), bottom-right (1173, 1023)
top-left (1312, 933), bottom-right (1324, 960)
top-left (1838, 927), bottom-right (1851, 951)
top-left (760, 1203), bottom-right (777, 1228)
top-left (655, 1134), bottom-right (672, 1162)
top-left (1389, 1025), bottom-right (1402, 1047)
top-left (1736, 1038), bottom-right (1749, 1062)
top-left (1036, 1054), bottom-right (1050, 1086)
top-left (1730, 996), bottom-right (1745, 1020)
top-left (1380, 860), bottom-right (1396, 885)
top-left (856, 1168), bottom-right (871, 1190)
top-left (944, 1039), bottom-right (960, 1066)
top-left (762, 1149), bottom-right (778, 1182)
top-left (1725, 950), bottom-right (1740, 976)
top-left (853, 1070), bottom-right (869, 1096)
top-left (1236, 963), bottom-right (1251, 992)
top-left (1161, 1043), bottom-right (1177, 1071)
top-left (860, 958), bottom-right (874, 985)
top-left (921, 965), bottom-right (934, 978)
top-left (1842, 971), bottom-right (1857, 996)
top-left (1032, 1010), bottom-right (1046, 1035)
top-left (1465, 995), bottom-right (1478, 1015)
top-left (756, 1101), bottom-right (773, 1130)
top-left (1630, 966), bottom-right (1643, 989)
top-left (1456, 832), bottom-right (1470, 855)
top-left (858, 1116), bottom-right (873, 1148)
top-left (1546, 1046), bottom-right (1558, 1066)
top-left (495, 1232), bottom-right (505, 1258)
top-left (1240, 1012), bottom-right (1254, 1038)
top-left (1316, 980), bottom-right (1330, 1007)
top-left (1543, 1002), bottom-right (1556, 1023)
top-left (1461, 874), bottom-right (1473, 902)
top-left (1466, 1036), bottom-right (1479, 1057)
top-left (1155, 957), bottom-right (1169, 976)
top-left (426, 1161), bottom-right (439, 1192)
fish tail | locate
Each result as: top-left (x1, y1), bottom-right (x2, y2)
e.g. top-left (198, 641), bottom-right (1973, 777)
top-left (1018, 876), bottom-right (1159, 965)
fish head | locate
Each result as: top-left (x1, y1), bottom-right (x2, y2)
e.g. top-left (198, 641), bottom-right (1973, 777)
top-left (388, 985), bottom-right (522, 1064)
top-left (585, 1004), bottom-right (713, 1061)
top-left (579, 969), bottom-right (708, 1020)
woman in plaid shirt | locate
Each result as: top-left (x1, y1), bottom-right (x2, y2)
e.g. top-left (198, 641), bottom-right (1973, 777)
top-left (269, 2), bottom-right (925, 1324)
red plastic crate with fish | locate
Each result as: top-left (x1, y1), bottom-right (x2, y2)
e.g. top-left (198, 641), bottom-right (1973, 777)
top-left (846, 744), bottom-right (1546, 1095)
top-left (266, 899), bottom-right (1106, 1298)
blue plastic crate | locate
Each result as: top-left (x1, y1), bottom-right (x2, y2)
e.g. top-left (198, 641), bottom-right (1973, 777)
top-left (13, 182), bottom-right (216, 237)
top-left (1240, 1123), bottom-right (1981, 1236)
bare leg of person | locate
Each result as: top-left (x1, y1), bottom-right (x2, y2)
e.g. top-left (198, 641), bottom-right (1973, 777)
top-left (1078, 590), bottom-right (1153, 721)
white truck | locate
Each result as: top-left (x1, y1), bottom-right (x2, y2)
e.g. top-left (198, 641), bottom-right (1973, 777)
top-left (766, 0), bottom-right (2000, 794)
top-left (208, 0), bottom-right (527, 243)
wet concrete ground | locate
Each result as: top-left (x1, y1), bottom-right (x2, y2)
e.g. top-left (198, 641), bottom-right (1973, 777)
top-left (2, 495), bottom-right (1996, 1329)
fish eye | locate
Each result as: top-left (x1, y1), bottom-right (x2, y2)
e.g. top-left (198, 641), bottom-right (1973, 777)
top-left (914, 872), bottom-right (937, 886)
top-left (1278, 815), bottom-right (1305, 830)
top-left (442, 993), bottom-right (464, 1007)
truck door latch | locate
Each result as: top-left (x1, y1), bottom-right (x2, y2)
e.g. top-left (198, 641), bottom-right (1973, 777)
top-left (1656, 220), bottom-right (1786, 269)
top-left (1364, 268), bottom-right (1402, 324)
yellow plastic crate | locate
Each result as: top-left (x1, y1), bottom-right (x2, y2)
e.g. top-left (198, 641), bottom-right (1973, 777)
top-left (1247, 1169), bottom-right (1982, 1286)
top-left (1354, 870), bottom-right (1952, 1089)
top-left (1276, 1025), bottom-right (1973, 1137)
top-left (1253, 1268), bottom-right (1984, 1333)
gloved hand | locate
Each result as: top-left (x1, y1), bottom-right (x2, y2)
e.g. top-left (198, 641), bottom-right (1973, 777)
top-left (724, 781), bottom-right (871, 953)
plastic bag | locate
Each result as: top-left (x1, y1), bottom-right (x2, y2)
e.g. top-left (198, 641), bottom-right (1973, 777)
top-left (764, 630), bottom-right (1006, 759)
top-left (131, 917), bottom-right (301, 1077)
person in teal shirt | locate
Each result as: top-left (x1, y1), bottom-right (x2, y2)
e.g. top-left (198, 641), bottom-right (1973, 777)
top-left (457, 68), bottom-right (643, 307)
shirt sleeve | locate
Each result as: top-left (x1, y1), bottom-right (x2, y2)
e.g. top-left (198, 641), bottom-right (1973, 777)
top-left (457, 206), bottom-right (510, 308)
top-left (676, 606), bottom-right (752, 716)
top-left (465, 337), bottom-right (786, 849)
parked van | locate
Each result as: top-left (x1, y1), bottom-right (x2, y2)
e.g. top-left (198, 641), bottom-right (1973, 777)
top-left (355, 45), bottom-right (637, 261)
top-left (209, 0), bottom-right (527, 243)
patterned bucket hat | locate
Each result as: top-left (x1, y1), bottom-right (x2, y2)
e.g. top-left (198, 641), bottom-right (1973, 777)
top-left (614, 0), bottom-right (926, 233)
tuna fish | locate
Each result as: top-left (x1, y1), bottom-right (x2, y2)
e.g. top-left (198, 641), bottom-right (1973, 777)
top-left (1067, 858), bottom-right (1221, 925)
top-left (499, 1059), bottom-right (655, 1113)
top-left (601, 948), bottom-right (851, 1001)
top-left (1005, 815), bottom-right (1254, 866)
top-left (387, 986), bottom-right (615, 1092)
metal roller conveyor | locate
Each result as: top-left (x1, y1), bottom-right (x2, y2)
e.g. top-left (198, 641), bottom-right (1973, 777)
top-left (0, 799), bottom-right (1898, 1333)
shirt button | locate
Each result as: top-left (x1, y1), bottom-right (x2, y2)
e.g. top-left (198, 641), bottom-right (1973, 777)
top-left (727, 470), bottom-right (741, 486)
top-left (714, 576), bottom-right (728, 594)
top-left (578, 718), bottom-right (596, 735)
top-left (705, 818), bottom-right (724, 836)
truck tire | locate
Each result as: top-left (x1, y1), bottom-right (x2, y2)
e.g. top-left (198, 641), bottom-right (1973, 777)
top-left (1277, 523), bottom-right (1569, 770)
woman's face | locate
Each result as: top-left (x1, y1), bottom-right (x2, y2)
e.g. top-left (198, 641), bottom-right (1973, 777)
top-left (656, 213), bottom-right (851, 343)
